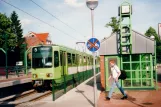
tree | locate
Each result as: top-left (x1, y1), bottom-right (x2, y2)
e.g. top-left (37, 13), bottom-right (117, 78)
top-left (10, 11), bottom-right (23, 46)
top-left (105, 17), bottom-right (120, 33)
top-left (145, 27), bottom-right (159, 41)
top-left (145, 27), bottom-right (161, 63)
top-left (10, 11), bottom-right (24, 60)
top-left (0, 13), bottom-right (16, 49)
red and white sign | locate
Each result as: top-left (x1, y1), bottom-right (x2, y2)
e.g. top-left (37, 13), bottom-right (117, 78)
top-left (159, 23), bottom-right (161, 39)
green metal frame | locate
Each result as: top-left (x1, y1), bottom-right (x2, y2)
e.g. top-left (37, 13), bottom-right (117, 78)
top-left (121, 54), bottom-right (155, 89)
top-left (105, 53), bottom-right (156, 90)
top-left (105, 56), bottom-right (121, 91)
top-left (0, 33), bottom-right (8, 78)
top-left (119, 1), bottom-right (132, 54)
top-left (0, 48), bottom-right (8, 78)
top-left (25, 46), bottom-right (32, 75)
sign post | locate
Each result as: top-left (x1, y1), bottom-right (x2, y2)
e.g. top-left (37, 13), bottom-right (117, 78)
top-left (86, 1), bottom-right (99, 107)
top-left (87, 38), bottom-right (100, 107)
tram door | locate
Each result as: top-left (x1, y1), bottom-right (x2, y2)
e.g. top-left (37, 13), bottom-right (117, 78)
top-left (60, 51), bottom-right (66, 76)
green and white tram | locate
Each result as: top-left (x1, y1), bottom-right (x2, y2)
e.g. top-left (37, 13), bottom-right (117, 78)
top-left (31, 45), bottom-right (99, 89)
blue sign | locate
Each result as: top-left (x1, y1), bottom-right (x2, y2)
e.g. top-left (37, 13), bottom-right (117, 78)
top-left (87, 38), bottom-right (100, 52)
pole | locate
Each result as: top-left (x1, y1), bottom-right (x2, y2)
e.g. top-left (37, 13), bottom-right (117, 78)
top-left (25, 51), bottom-right (27, 75)
top-left (155, 41), bottom-right (158, 89)
top-left (23, 44), bottom-right (26, 74)
top-left (91, 10), bottom-right (94, 38)
top-left (5, 34), bottom-right (8, 79)
top-left (25, 47), bottom-right (31, 75)
top-left (91, 9), bottom-right (97, 107)
top-left (52, 79), bottom-right (55, 101)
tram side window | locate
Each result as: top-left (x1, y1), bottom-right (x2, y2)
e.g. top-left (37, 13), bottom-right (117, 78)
top-left (67, 53), bottom-right (72, 65)
top-left (84, 56), bottom-right (86, 65)
top-left (88, 57), bottom-right (90, 65)
top-left (72, 54), bottom-right (76, 65)
top-left (54, 51), bottom-right (59, 67)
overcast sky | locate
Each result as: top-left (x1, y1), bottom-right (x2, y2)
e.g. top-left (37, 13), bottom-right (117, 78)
top-left (0, 0), bottom-right (161, 52)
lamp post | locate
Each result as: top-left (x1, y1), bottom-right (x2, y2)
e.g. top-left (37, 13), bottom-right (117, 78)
top-left (150, 35), bottom-right (157, 89)
top-left (76, 42), bottom-right (86, 52)
top-left (86, 0), bottom-right (98, 107)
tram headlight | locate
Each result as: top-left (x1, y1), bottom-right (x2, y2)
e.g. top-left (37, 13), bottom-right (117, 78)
top-left (46, 73), bottom-right (53, 77)
top-left (33, 74), bottom-right (37, 78)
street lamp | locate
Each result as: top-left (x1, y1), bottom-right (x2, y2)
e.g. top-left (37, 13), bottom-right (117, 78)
top-left (86, 0), bottom-right (98, 107)
top-left (86, 0), bottom-right (98, 10)
top-left (86, 0), bottom-right (98, 38)
top-left (150, 35), bottom-right (155, 40)
top-left (76, 42), bottom-right (86, 52)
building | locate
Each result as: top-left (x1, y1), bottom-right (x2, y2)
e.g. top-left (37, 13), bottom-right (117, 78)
top-left (99, 30), bottom-right (157, 90)
top-left (25, 32), bottom-right (52, 48)
top-left (24, 32), bottom-right (52, 59)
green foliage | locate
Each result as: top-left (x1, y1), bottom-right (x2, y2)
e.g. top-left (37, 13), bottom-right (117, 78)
top-left (145, 27), bottom-right (161, 63)
top-left (0, 13), bottom-right (16, 49)
top-left (10, 11), bottom-right (24, 60)
top-left (10, 11), bottom-right (23, 45)
top-left (145, 27), bottom-right (159, 41)
top-left (105, 17), bottom-right (120, 33)
top-left (0, 11), bottom-right (25, 62)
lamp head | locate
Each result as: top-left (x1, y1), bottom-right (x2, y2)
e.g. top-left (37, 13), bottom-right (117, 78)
top-left (150, 35), bottom-right (155, 40)
top-left (86, 0), bottom-right (98, 10)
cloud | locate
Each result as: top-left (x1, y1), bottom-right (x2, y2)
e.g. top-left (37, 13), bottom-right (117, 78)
top-left (64, 0), bottom-right (84, 7)
top-left (20, 19), bottom-right (32, 27)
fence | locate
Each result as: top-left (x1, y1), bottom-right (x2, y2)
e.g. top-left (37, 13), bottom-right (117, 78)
top-left (0, 66), bottom-right (31, 80)
top-left (52, 67), bottom-right (100, 101)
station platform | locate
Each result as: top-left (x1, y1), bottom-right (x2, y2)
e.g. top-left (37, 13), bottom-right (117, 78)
top-left (28, 71), bottom-right (161, 107)
top-left (97, 67), bottom-right (161, 107)
top-left (33, 73), bottom-right (101, 107)
top-left (0, 73), bottom-right (31, 88)
top-left (98, 82), bottom-right (161, 107)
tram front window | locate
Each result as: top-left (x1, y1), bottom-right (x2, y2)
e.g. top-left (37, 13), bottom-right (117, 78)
top-left (32, 46), bottom-right (52, 68)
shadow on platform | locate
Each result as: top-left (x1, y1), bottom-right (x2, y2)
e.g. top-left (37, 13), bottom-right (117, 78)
top-left (85, 74), bottom-right (101, 91)
top-left (75, 87), bottom-right (94, 106)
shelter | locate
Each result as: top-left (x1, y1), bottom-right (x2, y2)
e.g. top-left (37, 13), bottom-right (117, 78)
top-left (99, 30), bottom-right (157, 90)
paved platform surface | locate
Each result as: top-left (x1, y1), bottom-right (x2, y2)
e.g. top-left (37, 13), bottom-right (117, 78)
top-left (0, 74), bottom-right (31, 88)
top-left (31, 73), bottom-right (101, 107)
top-left (98, 84), bottom-right (161, 107)
top-left (97, 67), bottom-right (161, 107)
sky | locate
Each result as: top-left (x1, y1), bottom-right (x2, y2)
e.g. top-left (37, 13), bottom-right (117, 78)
top-left (0, 0), bottom-right (161, 52)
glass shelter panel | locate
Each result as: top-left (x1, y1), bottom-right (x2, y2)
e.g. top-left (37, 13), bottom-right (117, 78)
top-left (132, 79), bottom-right (141, 87)
top-left (122, 55), bottom-right (130, 62)
top-left (132, 54), bottom-right (140, 61)
top-left (123, 79), bottom-right (131, 87)
top-left (123, 63), bottom-right (130, 70)
top-left (132, 71), bottom-right (141, 79)
top-left (121, 54), bottom-right (153, 88)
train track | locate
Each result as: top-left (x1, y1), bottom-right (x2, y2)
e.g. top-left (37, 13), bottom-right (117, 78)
top-left (0, 89), bottom-right (52, 105)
